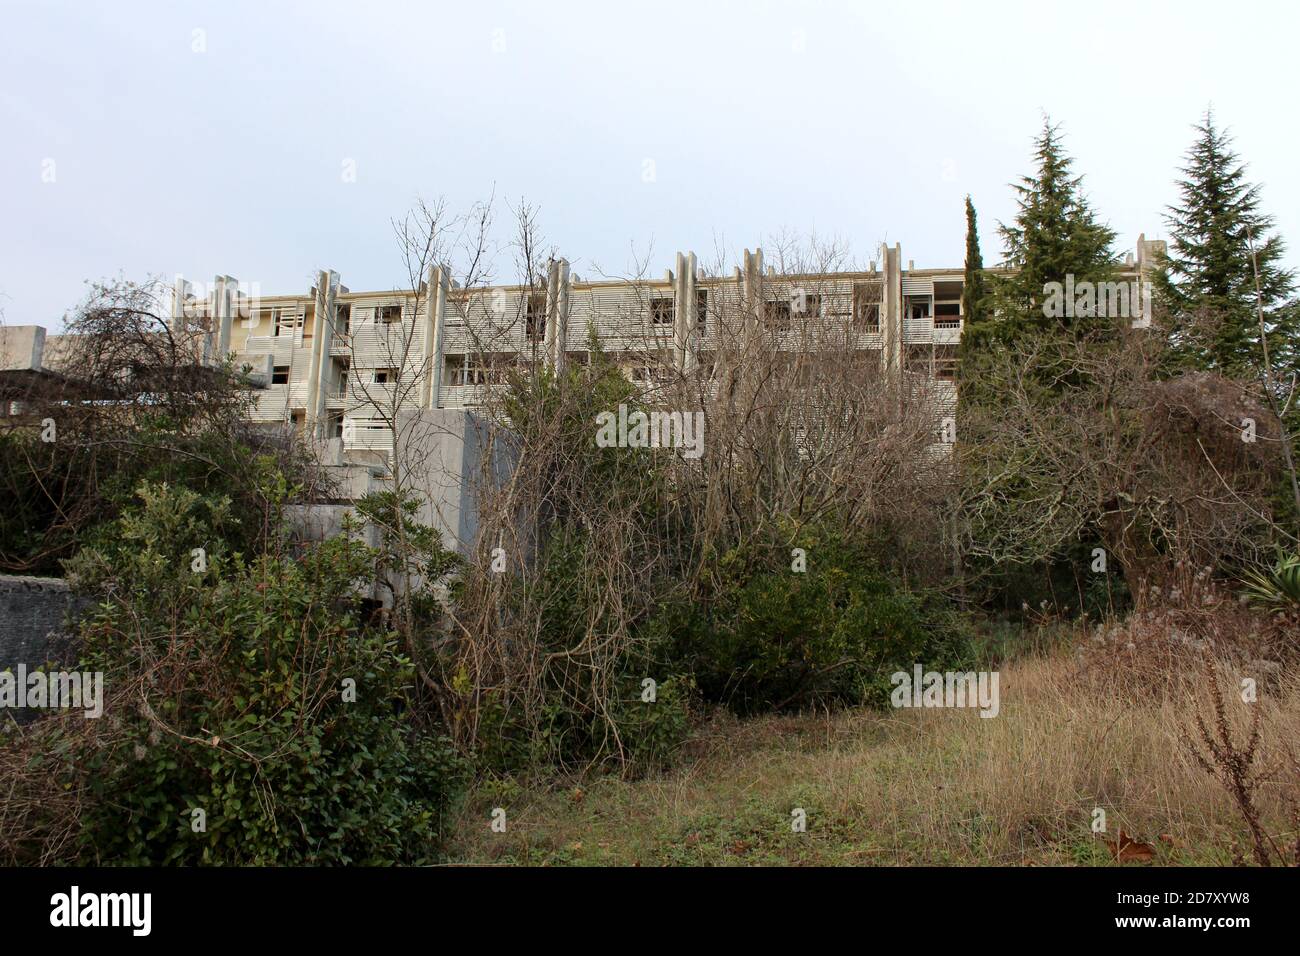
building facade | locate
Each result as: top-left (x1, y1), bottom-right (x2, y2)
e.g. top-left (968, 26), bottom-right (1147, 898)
top-left (5, 235), bottom-right (1166, 489)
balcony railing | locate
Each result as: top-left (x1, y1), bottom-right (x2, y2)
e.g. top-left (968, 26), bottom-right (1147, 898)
top-left (342, 419), bottom-right (394, 453)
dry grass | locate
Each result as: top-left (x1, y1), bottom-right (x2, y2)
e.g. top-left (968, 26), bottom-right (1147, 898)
top-left (440, 642), bottom-right (1300, 866)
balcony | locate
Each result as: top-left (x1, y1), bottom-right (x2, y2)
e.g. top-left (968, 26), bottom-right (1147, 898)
top-left (933, 318), bottom-right (962, 345)
top-left (438, 383), bottom-right (508, 408)
top-left (342, 419), bottom-right (394, 454)
top-left (903, 317), bottom-right (935, 344)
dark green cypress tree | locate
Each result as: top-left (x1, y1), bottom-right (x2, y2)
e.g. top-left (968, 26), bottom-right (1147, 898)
top-left (957, 195), bottom-right (995, 402)
top-left (995, 118), bottom-right (1118, 336)
top-left (1154, 110), bottom-right (1298, 377)
top-left (961, 195), bottom-right (986, 328)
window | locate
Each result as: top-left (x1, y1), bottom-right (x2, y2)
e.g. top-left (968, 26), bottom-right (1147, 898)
top-left (852, 283), bottom-right (882, 332)
top-left (336, 304), bottom-right (352, 335)
top-left (794, 292), bottom-right (823, 318)
top-left (327, 414), bottom-right (344, 439)
top-left (335, 358), bottom-right (350, 396)
top-left (764, 299), bottom-right (792, 330)
top-left (651, 298), bottom-right (675, 326)
top-left (378, 304), bottom-right (402, 324)
top-left (273, 309), bottom-right (302, 337)
top-left (372, 368), bottom-right (398, 385)
top-left (271, 365), bottom-right (290, 385)
top-left (449, 354), bottom-right (513, 386)
top-left (525, 293), bottom-right (547, 342)
top-left (696, 289), bottom-right (708, 330)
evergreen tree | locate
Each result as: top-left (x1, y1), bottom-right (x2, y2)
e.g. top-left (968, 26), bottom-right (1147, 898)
top-left (959, 120), bottom-right (1124, 606)
top-left (961, 195), bottom-right (987, 327)
top-left (957, 195), bottom-right (995, 401)
top-left (1154, 110), bottom-right (1298, 376)
top-left (995, 118), bottom-right (1117, 336)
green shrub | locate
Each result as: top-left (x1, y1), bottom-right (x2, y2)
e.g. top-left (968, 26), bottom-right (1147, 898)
top-left (1240, 549), bottom-right (1300, 610)
top-left (605, 674), bottom-right (694, 774)
top-left (52, 481), bottom-right (464, 865)
top-left (655, 524), bottom-right (975, 714)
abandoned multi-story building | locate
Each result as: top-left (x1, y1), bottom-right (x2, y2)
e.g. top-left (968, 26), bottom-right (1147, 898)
top-left (2, 235), bottom-right (1165, 547)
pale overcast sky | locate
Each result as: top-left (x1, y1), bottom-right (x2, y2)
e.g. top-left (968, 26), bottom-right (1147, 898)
top-left (2, 0), bottom-right (1297, 327)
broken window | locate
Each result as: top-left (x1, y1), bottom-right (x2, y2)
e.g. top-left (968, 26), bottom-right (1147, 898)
top-left (525, 293), bottom-right (547, 342)
top-left (793, 292), bottom-right (823, 317)
top-left (906, 297), bottom-right (932, 321)
top-left (651, 298), bottom-right (675, 326)
top-left (764, 299), bottom-right (792, 330)
top-left (449, 354), bottom-right (513, 386)
top-left (273, 309), bottom-right (302, 337)
top-left (852, 283), bottom-right (882, 332)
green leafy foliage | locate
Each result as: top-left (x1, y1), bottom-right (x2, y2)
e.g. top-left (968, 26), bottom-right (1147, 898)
top-left (53, 481), bottom-right (463, 865)
top-left (655, 524), bottom-right (975, 715)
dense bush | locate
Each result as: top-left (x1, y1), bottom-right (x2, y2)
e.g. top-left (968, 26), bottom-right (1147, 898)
top-left (0, 400), bottom-right (313, 577)
top-left (654, 524), bottom-right (975, 715)
top-left (21, 480), bottom-right (464, 865)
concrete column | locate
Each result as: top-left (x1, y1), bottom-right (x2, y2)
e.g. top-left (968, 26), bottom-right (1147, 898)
top-left (543, 260), bottom-right (559, 369)
top-left (554, 258), bottom-right (570, 373)
top-left (882, 243), bottom-right (903, 377)
top-left (422, 264), bottom-right (450, 408)
top-left (306, 270), bottom-right (338, 437)
top-left (542, 258), bottom-right (570, 371)
top-left (673, 252), bottom-right (688, 373)
top-left (673, 252), bottom-right (700, 374)
top-left (203, 276), bottom-right (222, 365)
top-left (215, 274), bottom-right (236, 363)
top-left (743, 249), bottom-right (764, 328)
top-left (170, 277), bottom-right (192, 339)
top-left (684, 252), bottom-right (699, 374)
top-left (306, 274), bottom-right (327, 427)
top-left (318, 272), bottom-right (339, 429)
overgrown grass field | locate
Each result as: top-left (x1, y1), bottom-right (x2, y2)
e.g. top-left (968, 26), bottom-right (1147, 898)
top-left (443, 645), bottom-right (1300, 866)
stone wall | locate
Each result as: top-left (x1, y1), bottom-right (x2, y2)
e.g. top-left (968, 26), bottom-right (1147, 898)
top-left (0, 575), bottom-right (82, 668)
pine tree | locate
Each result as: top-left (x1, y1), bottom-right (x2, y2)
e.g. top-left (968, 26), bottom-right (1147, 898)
top-left (995, 118), bottom-right (1117, 335)
top-left (1155, 110), bottom-right (1297, 376)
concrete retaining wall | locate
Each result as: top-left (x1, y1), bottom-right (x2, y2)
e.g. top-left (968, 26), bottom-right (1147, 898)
top-left (0, 574), bottom-right (82, 668)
